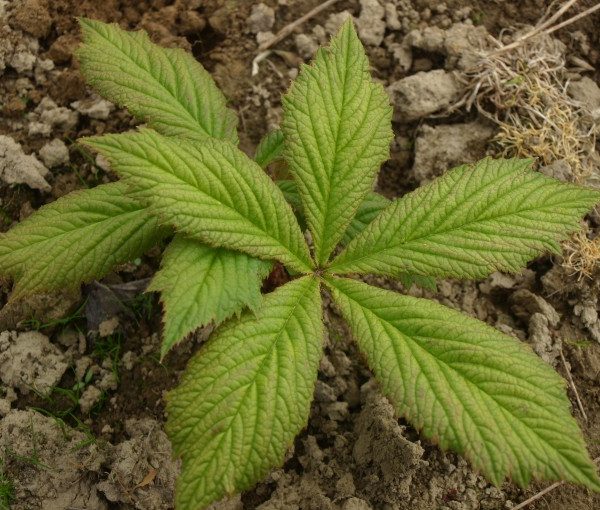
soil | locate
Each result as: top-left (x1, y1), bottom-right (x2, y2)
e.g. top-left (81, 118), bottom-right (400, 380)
top-left (1, 1), bottom-right (600, 509)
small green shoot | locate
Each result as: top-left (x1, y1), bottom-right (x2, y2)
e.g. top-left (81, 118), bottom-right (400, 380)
top-left (0, 460), bottom-right (14, 510)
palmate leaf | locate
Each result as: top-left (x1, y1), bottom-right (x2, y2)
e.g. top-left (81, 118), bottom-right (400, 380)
top-left (167, 276), bottom-right (323, 509)
top-left (0, 182), bottom-right (165, 299)
top-left (330, 158), bottom-right (600, 279)
top-left (340, 190), bottom-right (390, 246)
top-left (326, 276), bottom-right (600, 490)
top-left (148, 236), bottom-right (272, 358)
top-left (83, 130), bottom-right (313, 273)
top-left (78, 18), bottom-right (238, 144)
top-left (255, 129), bottom-right (284, 168)
top-left (277, 179), bottom-right (435, 289)
top-left (282, 20), bottom-right (393, 265)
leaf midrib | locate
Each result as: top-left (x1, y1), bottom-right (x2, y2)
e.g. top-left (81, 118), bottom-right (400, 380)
top-left (334, 282), bottom-right (588, 482)
top-left (176, 278), bottom-right (316, 477)
top-left (135, 154), bottom-right (312, 271)
top-left (330, 188), bottom-right (585, 273)
top-left (87, 24), bottom-right (211, 138)
top-left (0, 207), bottom-right (146, 270)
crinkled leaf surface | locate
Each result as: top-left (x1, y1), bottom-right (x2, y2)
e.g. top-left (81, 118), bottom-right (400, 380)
top-left (0, 182), bottom-right (164, 299)
top-left (276, 179), bottom-right (390, 245)
top-left (83, 130), bottom-right (313, 273)
top-left (282, 20), bottom-right (392, 265)
top-left (148, 236), bottom-right (272, 358)
top-left (326, 276), bottom-right (600, 490)
top-left (255, 129), bottom-right (284, 168)
top-left (167, 276), bottom-right (323, 509)
top-left (330, 158), bottom-right (600, 279)
top-left (340, 190), bottom-right (390, 245)
top-left (78, 18), bottom-right (238, 144)
top-left (398, 272), bottom-right (437, 292)
top-left (277, 180), bottom-right (434, 289)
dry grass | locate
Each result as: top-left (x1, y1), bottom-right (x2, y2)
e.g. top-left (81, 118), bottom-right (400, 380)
top-left (562, 230), bottom-right (600, 280)
top-left (454, 30), bottom-right (597, 182)
top-left (449, 11), bottom-right (600, 281)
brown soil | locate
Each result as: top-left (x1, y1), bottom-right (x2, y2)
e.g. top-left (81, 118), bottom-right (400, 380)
top-left (1, 1), bottom-right (600, 509)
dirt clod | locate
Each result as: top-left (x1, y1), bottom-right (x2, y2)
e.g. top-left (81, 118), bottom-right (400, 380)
top-left (387, 69), bottom-right (461, 121)
top-left (0, 330), bottom-right (68, 395)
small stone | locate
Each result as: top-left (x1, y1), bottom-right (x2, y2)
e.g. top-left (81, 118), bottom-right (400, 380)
top-left (406, 27), bottom-right (445, 53)
top-left (412, 120), bottom-right (494, 182)
top-left (314, 380), bottom-right (337, 402)
top-left (528, 313), bottom-right (559, 365)
top-left (568, 76), bottom-right (600, 118)
top-left (384, 3), bottom-right (401, 30)
top-left (28, 121), bottom-right (52, 137)
top-left (75, 356), bottom-right (94, 381)
top-left (312, 24), bottom-right (328, 45)
top-left (79, 385), bottom-right (103, 414)
top-left (0, 399), bottom-right (11, 417)
top-left (34, 97), bottom-right (79, 132)
top-left (247, 3), bottom-right (275, 34)
top-left (323, 401), bottom-right (348, 421)
top-left (47, 34), bottom-right (79, 64)
top-left (387, 70), bottom-right (461, 122)
top-left (336, 473), bottom-right (356, 497)
top-left (540, 159), bottom-right (572, 182)
top-left (256, 31), bottom-right (273, 46)
top-left (179, 10), bottom-right (206, 35)
top-left (387, 40), bottom-right (412, 71)
top-left (509, 289), bottom-right (560, 328)
top-left (0, 330), bottom-right (68, 395)
top-left (324, 11), bottom-right (353, 36)
top-left (0, 134), bottom-right (50, 190)
top-left (343, 497), bottom-right (372, 510)
top-left (39, 138), bottom-right (69, 168)
top-left (295, 33), bottom-right (318, 59)
top-left (357, 0), bottom-right (386, 46)
top-left (98, 317), bottom-right (119, 338)
top-left (121, 351), bottom-right (137, 371)
top-left (9, 0), bottom-right (52, 38)
top-left (95, 154), bottom-right (112, 172)
top-left (71, 96), bottom-right (114, 120)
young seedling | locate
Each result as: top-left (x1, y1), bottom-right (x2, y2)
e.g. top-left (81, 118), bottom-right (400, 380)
top-left (0, 18), bottom-right (599, 510)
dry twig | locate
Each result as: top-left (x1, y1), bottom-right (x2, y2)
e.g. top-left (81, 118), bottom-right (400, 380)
top-left (559, 348), bottom-right (588, 422)
top-left (511, 456), bottom-right (600, 509)
top-left (252, 0), bottom-right (342, 75)
top-left (257, 0), bottom-right (342, 52)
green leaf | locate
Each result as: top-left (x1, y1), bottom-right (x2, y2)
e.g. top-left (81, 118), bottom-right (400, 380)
top-left (77, 18), bottom-right (238, 144)
top-left (167, 276), bottom-right (323, 509)
top-left (276, 179), bottom-right (390, 245)
top-left (398, 272), bottom-right (437, 292)
top-left (148, 236), bottom-right (272, 358)
top-left (341, 190), bottom-right (390, 246)
top-left (276, 179), bottom-right (303, 211)
top-left (277, 179), bottom-right (434, 289)
top-left (255, 129), bottom-right (284, 168)
top-left (282, 20), bottom-right (393, 265)
top-left (0, 182), bottom-right (165, 299)
top-left (330, 158), bottom-right (600, 279)
top-left (326, 276), bottom-right (600, 490)
top-left (83, 130), bottom-right (313, 273)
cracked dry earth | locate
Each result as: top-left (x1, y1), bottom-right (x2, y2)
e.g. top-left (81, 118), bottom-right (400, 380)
top-left (1, 0), bottom-right (600, 509)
